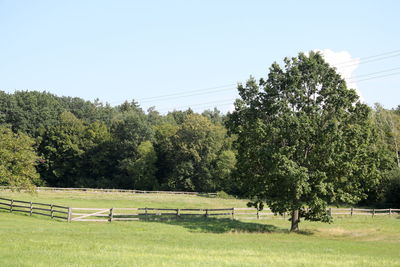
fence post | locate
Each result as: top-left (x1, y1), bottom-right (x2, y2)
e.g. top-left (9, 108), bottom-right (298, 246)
top-left (205, 209), bottom-right (209, 218)
top-left (231, 208), bottom-right (235, 220)
top-left (50, 204), bottom-right (54, 219)
top-left (350, 207), bottom-right (353, 217)
top-left (10, 199), bottom-right (13, 213)
top-left (109, 208), bottom-right (114, 222)
top-left (145, 207), bottom-right (148, 220)
top-left (30, 202), bottom-right (33, 216)
top-left (176, 208), bottom-right (180, 218)
top-left (256, 208), bottom-right (259, 220)
top-left (389, 208), bottom-right (392, 216)
top-left (67, 208), bottom-right (72, 222)
top-left (372, 208), bottom-right (375, 218)
top-left (328, 208), bottom-right (332, 217)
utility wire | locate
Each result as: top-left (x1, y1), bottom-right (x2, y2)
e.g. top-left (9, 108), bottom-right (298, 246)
top-left (109, 49), bottom-right (400, 106)
top-left (159, 102), bottom-right (234, 113)
top-left (142, 50), bottom-right (400, 103)
top-left (158, 71), bottom-right (400, 112)
top-left (145, 68), bottom-right (400, 105)
top-left (138, 83), bottom-right (235, 101)
top-left (351, 71), bottom-right (400, 83)
top-left (334, 49), bottom-right (400, 66)
top-left (346, 67), bottom-right (400, 79)
top-left (338, 53), bottom-right (400, 68)
top-left (107, 83), bottom-right (235, 105)
top-left (140, 86), bottom-right (236, 103)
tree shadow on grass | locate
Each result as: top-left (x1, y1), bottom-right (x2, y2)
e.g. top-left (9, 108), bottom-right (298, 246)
top-left (144, 216), bottom-right (293, 234)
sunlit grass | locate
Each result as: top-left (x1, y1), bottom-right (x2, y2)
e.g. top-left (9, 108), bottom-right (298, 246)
top-left (0, 190), bottom-right (248, 208)
top-left (0, 190), bottom-right (399, 266)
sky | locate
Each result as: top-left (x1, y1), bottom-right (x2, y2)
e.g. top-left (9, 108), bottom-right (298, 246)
top-left (0, 0), bottom-right (399, 113)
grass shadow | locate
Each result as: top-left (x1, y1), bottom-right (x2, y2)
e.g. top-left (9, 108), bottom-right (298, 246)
top-left (144, 216), bottom-right (289, 234)
top-left (296, 229), bottom-right (314, 236)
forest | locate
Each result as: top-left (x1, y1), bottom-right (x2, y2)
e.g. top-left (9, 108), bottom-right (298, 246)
top-left (0, 89), bottom-right (399, 207)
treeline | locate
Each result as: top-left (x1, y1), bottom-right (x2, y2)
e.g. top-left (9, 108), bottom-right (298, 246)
top-left (0, 90), bottom-right (399, 207)
top-left (0, 91), bottom-right (236, 193)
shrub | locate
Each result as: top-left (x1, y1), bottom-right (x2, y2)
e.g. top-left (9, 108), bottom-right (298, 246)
top-left (216, 190), bottom-right (235, 199)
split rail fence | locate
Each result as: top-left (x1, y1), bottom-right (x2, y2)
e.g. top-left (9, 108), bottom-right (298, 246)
top-left (1, 197), bottom-right (399, 223)
top-left (0, 197), bottom-right (70, 221)
top-left (48, 206), bottom-right (400, 222)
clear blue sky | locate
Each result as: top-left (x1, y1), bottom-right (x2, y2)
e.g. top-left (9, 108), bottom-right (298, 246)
top-left (0, 0), bottom-right (399, 113)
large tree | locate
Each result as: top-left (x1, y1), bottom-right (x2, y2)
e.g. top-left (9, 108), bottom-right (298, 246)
top-left (227, 52), bottom-right (382, 231)
top-left (38, 112), bottom-right (112, 187)
top-left (163, 114), bottom-right (233, 192)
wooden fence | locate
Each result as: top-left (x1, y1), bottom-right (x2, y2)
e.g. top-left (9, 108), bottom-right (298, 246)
top-left (0, 197), bottom-right (70, 221)
top-left (0, 186), bottom-right (216, 197)
top-left (70, 207), bottom-right (237, 222)
top-left (1, 197), bottom-right (399, 223)
top-left (69, 207), bottom-right (400, 222)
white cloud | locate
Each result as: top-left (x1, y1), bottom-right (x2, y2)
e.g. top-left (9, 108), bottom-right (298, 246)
top-left (315, 49), bottom-right (363, 101)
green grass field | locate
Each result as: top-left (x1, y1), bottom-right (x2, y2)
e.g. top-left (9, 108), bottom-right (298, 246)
top-left (0, 191), bottom-right (399, 266)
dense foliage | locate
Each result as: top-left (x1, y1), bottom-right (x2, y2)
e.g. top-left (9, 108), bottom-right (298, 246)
top-left (0, 91), bottom-right (235, 192)
top-left (226, 52), bottom-right (397, 230)
top-left (0, 126), bottom-right (41, 190)
top-left (0, 52), bottom-right (399, 217)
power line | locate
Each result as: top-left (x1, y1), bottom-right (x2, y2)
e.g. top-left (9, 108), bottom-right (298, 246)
top-left (109, 49), bottom-right (400, 106)
top-left (334, 49), bottom-right (400, 67)
top-left (159, 101), bottom-right (234, 113)
top-left (107, 83), bottom-right (235, 105)
top-left (165, 98), bottom-right (235, 109)
top-left (351, 71), bottom-right (400, 83)
top-left (346, 67), bottom-right (400, 79)
top-left (158, 72), bottom-right (400, 112)
top-left (150, 68), bottom-right (400, 107)
top-left (339, 53), bottom-right (400, 68)
top-left (140, 86), bottom-right (236, 103)
top-left (139, 67), bottom-right (400, 105)
top-left (138, 83), bottom-right (236, 101)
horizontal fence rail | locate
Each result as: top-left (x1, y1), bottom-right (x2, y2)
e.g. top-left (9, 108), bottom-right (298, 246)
top-left (69, 207), bottom-right (400, 222)
top-left (0, 197), bottom-right (71, 221)
top-left (1, 197), bottom-right (399, 223)
top-left (0, 186), bottom-right (217, 197)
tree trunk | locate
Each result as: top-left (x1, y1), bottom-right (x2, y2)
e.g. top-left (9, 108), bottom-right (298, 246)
top-left (290, 210), bottom-right (300, 232)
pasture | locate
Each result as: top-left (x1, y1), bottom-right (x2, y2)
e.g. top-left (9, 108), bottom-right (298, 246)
top-left (0, 190), bottom-right (399, 266)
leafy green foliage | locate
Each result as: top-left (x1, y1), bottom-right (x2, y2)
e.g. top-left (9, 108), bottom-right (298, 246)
top-left (0, 91), bottom-right (64, 136)
top-left (215, 190), bottom-right (235, 199)
top-left (213, 150), bottom-right (237, 192)
top-left (227, 52), bottom-right (384, 229)
top-left (38, 112), bottom-right (112, 187)
top-left (164, 114), bottom-right (233, 192)
top-left (0, 126), bottom-right (41, 189)
top-left (373, 103), bottom-right (400, 167)
top-left (124, 141), bottom-right (158, 190)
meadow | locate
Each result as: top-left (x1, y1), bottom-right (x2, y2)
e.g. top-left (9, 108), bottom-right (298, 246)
top-left (0, 190), bottom-right (399, 266)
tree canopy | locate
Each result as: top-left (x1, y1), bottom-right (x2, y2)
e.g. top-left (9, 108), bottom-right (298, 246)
top-left (227, 52), bottom-right (386, 231)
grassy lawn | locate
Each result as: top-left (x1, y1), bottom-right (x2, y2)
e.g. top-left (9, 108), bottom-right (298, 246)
top-left (0, 191), bottom-right (399, 266)
top-left (0, 190), bottom-right (248, 209)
